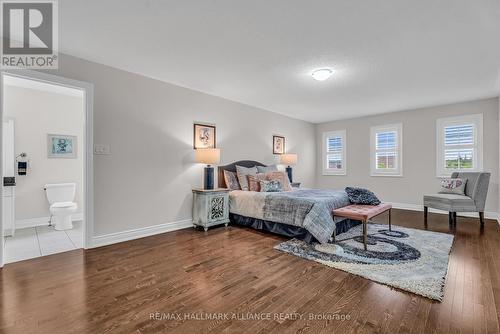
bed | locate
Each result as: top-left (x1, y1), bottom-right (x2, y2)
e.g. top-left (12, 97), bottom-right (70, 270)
top-left (218, 160), bottom-right (360, 243)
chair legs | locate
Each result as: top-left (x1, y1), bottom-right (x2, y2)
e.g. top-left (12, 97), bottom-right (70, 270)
top-left (424, 206), bottom-right (428, 224)
top-left (435, 210), bottom-right (484, 228)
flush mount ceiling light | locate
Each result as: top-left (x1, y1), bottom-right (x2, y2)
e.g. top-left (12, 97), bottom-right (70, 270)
top-left (311, 68), bottom-right (333, 81)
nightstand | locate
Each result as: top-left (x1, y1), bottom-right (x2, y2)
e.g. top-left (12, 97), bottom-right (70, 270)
top-left (291, 182), bottom-right (301, 188)
top-left (192, 188), bottom-right (230, 231)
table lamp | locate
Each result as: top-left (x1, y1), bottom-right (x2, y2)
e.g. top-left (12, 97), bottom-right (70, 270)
top-left (195, 148), bottom-right (221, 190)
top-left (280, 153), bottom-right (297, 183)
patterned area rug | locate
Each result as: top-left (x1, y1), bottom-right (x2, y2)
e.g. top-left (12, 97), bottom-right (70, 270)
top-left (274, 224), bottom-right (454, 301)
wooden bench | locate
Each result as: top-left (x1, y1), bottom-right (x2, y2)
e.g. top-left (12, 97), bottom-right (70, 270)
top-left (332, 203), bottom-right (392, 250)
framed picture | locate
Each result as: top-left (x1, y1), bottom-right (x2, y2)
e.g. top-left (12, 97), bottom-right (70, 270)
top-left (273, 135), bottom-right (285, 155)
top-left (193, 123), bottom-right (216, 149)
top-left (47, 134), bottom-right (77, 159)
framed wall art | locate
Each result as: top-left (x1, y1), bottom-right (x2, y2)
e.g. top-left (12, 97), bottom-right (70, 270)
top-left (273, 135), bottom-right (285, 155)
top-left (193, 123), bottom-right (216, 149)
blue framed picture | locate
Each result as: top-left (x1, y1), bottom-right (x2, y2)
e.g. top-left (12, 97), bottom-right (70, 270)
top-left (47, 134), bottom-right (77, 159)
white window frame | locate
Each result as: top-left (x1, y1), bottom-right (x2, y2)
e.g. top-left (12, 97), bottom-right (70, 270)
top-left (436, 114), bottom-right (483, 177)
top-left (322, 130), bottom-right (347, 175)
top-left (370, 123), bottom-right (403, 177)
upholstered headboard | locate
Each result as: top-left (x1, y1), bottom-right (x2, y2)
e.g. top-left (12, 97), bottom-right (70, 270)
top-left (217, 160), bottom-right (267, 188)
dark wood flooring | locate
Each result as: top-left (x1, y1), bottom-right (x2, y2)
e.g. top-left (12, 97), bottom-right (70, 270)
top-left (1, 209), bottom-right (499, 333)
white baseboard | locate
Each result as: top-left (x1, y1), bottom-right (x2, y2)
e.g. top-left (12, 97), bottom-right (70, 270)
top-left (389, 202), bottom-right (498, 220)
top-left (91, 219), bottom-right (193, 248)
top-left (16, 212), bottom-right (84, 229)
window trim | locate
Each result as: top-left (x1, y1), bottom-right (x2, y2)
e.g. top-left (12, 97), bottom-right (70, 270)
top-left (322, 130), bottom-right (347, 176)
top-left (370, 123), bottom-right (403, 177)
top-left (436, 114), bottom-right (483, 177)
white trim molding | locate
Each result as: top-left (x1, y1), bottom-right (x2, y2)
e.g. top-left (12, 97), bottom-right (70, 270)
top-left (322, 129), bottom-right (347, 176)
top-left (436, 113), bottom-right (483, 177)
top-left (91, 219), bottom-right (193, 248)
top-left (0, 69), bottom-right (94, 266)
top-left (15, 213), bottom-right (84, 230)
top-left (370, 123), bottom-right (403, 177)
top-left (389, 202), bottom-right (498, 220)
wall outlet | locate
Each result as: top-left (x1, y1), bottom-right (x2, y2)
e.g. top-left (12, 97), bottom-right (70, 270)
top-left (94, 144), bottom-right (111, 155)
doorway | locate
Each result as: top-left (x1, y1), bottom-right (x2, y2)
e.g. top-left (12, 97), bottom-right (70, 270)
top-left (0, 70), bottom-right (94, 267)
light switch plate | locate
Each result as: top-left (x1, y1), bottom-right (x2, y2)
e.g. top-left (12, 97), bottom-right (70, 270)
top-left (94, 144), bottom-right (111, 155)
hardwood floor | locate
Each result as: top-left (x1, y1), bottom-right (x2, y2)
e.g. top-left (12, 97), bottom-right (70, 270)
top-left (1, 209), bottom-right (499, 333)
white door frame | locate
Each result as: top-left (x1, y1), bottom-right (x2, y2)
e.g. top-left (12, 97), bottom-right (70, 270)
top-left (0, 69), bottom-right (94, 268)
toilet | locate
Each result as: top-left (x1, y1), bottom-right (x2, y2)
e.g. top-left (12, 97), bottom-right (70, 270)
top-left (44, 183), bottom-right (78, 231)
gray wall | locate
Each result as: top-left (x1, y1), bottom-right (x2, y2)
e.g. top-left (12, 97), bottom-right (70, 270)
top-left (46, 54), bottom-right (316, 236)
top-left (315, 98), bottom-right (499, 214)
top-left (4, 85), bottom-right (84, 220)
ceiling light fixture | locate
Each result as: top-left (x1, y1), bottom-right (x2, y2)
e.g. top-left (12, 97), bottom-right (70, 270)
top-left (311, 68), bottom-right (333, 81)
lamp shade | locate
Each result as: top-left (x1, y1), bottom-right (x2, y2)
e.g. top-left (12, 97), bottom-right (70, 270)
top-left (280, 153), bottom-right (297, 165)
top-left (195, 148), bottom-right (220, 165)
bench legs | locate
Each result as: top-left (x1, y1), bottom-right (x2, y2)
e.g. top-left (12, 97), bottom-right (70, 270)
top-left (389, 209), bottom-right (392, 231)
top-left (362, 209), bottom-right (392, 251)
top-left (363, 220), bottom-right (367, 251)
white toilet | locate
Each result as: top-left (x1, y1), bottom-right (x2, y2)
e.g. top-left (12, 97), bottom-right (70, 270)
top-left (44, 183), bottom-right (78, 231)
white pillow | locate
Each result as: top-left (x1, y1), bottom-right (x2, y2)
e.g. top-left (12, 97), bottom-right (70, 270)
top-left (256, 164), bottom-right (278, 173)
top-left (236, 165), bottom-right (258, 191)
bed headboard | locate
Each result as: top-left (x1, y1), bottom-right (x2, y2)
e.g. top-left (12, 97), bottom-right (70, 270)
top-left (217, 160), bottom-right (267, 188)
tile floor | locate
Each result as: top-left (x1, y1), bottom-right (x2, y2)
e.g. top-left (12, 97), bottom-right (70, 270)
top-left (4, 221), bottom-right (83, 263)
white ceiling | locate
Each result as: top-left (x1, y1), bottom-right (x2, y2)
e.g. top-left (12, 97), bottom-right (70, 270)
top-left (59, 0), bottom-right (500, 123)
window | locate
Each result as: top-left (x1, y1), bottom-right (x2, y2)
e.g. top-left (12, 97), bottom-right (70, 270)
top-left (370, 124), bottom-right (403, 176)
top-left (436, 114), bottom-right (483, 176)
top-left (322, 130), bottom-right (346, 175)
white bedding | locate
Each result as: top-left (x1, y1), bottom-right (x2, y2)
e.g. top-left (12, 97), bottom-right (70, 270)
top-left (229, 190), bottom-right (267, 219)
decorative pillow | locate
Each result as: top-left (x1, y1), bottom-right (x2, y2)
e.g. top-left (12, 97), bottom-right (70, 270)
top-left (439, 178), bottom-right (467, 195)
top-left (256, 164), bottom-right (278, 173)
top-left (345, 187), bottom-right (381, 205)
top-left (236, 165), bottom-right (258, 191)
top-left (223, 170), bottom-right (241, 191)
top-left (259, 179), bottom-right (283, 192)
top-left (265, 171), bottom-right (292, 191)
top-left (247, 173), bottom-right (266, 192)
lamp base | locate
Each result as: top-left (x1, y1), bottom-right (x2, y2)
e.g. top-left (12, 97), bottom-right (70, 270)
top-left (285, 166), bottom-right (293, 183)
top-left (204, 165), bottom-right (214, 190)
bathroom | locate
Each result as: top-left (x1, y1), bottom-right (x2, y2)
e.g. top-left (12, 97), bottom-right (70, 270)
top-left (2, 75), bottom-right (85, 263)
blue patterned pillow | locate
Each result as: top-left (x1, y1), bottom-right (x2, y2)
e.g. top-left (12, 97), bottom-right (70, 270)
top-left (259, 180), bottom-right (283, 192)
top-left (345, 187), bottom-right (381, 205)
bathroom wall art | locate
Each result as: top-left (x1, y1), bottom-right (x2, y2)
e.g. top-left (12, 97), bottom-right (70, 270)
top-left (47, 134), bottom-right (78, 158)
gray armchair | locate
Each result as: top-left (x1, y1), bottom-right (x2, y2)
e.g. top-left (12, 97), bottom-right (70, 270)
top-left (424, 172), bottom-right (491, 226)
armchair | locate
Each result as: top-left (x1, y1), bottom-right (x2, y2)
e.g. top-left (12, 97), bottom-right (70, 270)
top-left (423, 172), bottom-right (491, 226)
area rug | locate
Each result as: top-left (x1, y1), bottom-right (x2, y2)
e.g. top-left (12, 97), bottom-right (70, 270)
top-left (274, 224), bottom-right (454, 301)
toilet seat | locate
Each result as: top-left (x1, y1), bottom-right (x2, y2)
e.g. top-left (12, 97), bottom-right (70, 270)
top-left (50, 202), bottom-right (77, 210)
